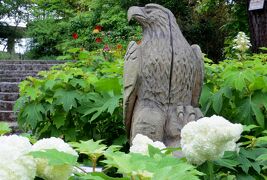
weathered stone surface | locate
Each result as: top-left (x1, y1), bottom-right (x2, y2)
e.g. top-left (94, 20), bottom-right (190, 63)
top-left (0, 70), bottom-right (40, 74)
top-left (0, 60), bottom-right (68, 64)
top-left (124, 4), bottom-right (204, 147)
top-left (0, 82), bottom-right (19, 92)
top-left (0, 77), bottom-right (32, 82)
top-left (0, 100), bottom-right (15, 111)
top-left (0, 111), bottom-right (16, 121)
top-left (0, 92), bottom-right (19, 101)
top-left (0, 60), bottom-right (71, 125)
top-left (0, 64), bottom-right (53, 71)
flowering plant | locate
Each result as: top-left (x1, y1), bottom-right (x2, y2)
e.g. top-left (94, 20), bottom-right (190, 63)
top-left (0, 135), bottom-right (78, 180)
top-left (31, 137), bottom-right (78, 180)
top-left (130, 134), bottom-right (166, 155)
top-left (0, 135), bottom-right (36, 180)
top-left (181, 115), bottom-right (243, 165)
top-left (232, 31), bottom-right (252, 60)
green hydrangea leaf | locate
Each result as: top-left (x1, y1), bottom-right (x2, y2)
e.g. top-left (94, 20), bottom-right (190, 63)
top-left (21, 103), bottom-right (46, 129)
top-left (79, 92), bottom-right (121, 122)
top-left (53, 111), bottom-right (67, 129)
top-left (54, 89), bottom-right (81, 111)
top-left (0, 122), bottom-right (11, 135)
top-left (30, 149), bottom-right (77, 166)
top-left (70, 140), bottom-right (107, 159)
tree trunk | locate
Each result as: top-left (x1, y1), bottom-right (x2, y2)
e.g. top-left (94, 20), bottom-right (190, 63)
top-left (7, 37), bottom-right (15, 54)
top-left (248, 0), bottom-right (267, 52)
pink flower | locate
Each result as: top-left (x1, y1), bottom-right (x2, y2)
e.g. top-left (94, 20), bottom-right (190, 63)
top-left (103, 44), bottom-right (110, 51)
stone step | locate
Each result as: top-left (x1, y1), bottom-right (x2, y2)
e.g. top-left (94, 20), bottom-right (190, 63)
top-left (0, 73), bottom-right (38, 78)
top-left (0, 111), bottom-right (16, 122)
top-left (0, 70), bottom-right (40, 74)
top-left (0, 100), bottom-right (15, 111)
top-left (0, 60), bottom-right (69, 64)
top-left (0, 92), bottom-right (19, 101)
top-left (0, 64), bottom-right (58, 71)
top-left (0, 77), bottom-right (31, 82)
top-left (0, 82), bottom-right (19, 92)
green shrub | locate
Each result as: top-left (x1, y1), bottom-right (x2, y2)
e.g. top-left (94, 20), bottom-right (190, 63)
top-left (200, 54), bottom-right (267, 128)
top-left (15, 54), bottom-right (125, 145)
top-left (210, 125), bottom-right (267, 179)
top-left (26, 0), bottom-right (140, 59)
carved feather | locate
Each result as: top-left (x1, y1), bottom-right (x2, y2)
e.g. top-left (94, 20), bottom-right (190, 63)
top-left (123, 41), bottom-right (140, 138)
top-left (191, 44), bottom-right (204, 107)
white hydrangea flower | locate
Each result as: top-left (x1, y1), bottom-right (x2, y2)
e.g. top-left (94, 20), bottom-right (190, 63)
top-left (130, 134), bottom-right (166, 155)
top-left (0, 135), bottom-right (36, 180)
top-left (181, 115), bottom-right (243, 165)
top-left (32, 137), bottom-right (78, 180)
top-left (233, 31), bottom-right (252, 53)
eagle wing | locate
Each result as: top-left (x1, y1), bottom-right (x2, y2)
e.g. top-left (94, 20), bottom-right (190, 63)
top-left (191, 44), bottom-right (204, 107)
top-left (123, 41), bottom-right (140, 138)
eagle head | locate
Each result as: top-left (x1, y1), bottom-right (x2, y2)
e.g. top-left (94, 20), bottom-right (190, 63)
top-left (127, 4), bottom-right (173, 28)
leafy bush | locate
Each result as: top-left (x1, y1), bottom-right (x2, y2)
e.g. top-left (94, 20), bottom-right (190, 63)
top-left (209, 125), bottom-right (267, 179)
top-left (15, 54), bottom-right (125, 145)
top-left (26, 0), bottom-right (140, 59)
top-left (200, 54), bottom-right (267, 128)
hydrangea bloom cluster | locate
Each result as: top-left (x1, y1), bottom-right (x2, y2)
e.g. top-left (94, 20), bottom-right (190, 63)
top-left (233, 31), bottom-right (252, 53)
top-left (130, 134), bottom-right (166, 155)
top-left (0, 135), bottom-right (36, 180)
top-left (181, 115), bottom-right (243, 165)
top-left (32, 137), bottom-right (78, 180)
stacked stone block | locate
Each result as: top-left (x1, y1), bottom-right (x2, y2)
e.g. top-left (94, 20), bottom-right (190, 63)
top-left (0, 60), bottom-right (67, 129)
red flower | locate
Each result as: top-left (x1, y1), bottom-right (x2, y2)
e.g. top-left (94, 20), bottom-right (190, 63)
top-left (117, 44), bottom-right (123, 50)
top-left (103, 44), bottom-right (110, 51)
top-left (72, 33), bottom-right (78, 39)
top-left (95, 25), bottom-right (102, 31)
top-left (95, 37), bottom-right (102, 43)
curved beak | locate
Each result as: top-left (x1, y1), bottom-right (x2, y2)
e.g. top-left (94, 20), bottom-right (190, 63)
top-left (127, 6), bottom-right (147, 22)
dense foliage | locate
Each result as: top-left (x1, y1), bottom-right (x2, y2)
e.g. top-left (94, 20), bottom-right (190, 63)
top-left (15, 50), bottom-right (125, 145)
top-left (23, 0), bottom-right (250, 61)
top-left (200, 53), bottom-right (267, 129)
top-left (208, 125), bottom-right (267, 179)
top-left (26, 0), bottom-right (140, 59)
top-left (0, 0), bottom-right (32, 53)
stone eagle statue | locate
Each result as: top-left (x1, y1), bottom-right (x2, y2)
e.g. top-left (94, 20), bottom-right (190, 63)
top-left (123, 4), bottom-right (204, 147)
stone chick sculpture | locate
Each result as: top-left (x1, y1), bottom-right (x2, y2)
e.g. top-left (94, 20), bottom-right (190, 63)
top-left (124, 4), bottom-right (204, 147)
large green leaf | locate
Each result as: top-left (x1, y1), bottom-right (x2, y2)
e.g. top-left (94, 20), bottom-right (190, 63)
top-left (25, 86), bottom-right (41, 101)
top-left (70, 139), bottom-right (107, 159)
top-left (21, 103), bottom-right (46, 129)
top-left (30, 149), bottom-right (77, 166)
top-left (103, 150), bottom-right (202, 179)
top-left (53, 111), bottom-right (67, 129)
top-left (212, 90), bottom-right (223, 114)
top-left (214, 159), bottom-right (239, 171)
top-left (44, 79), bottom-right (57, 90)
top-left (54, 89), bottom-right (81, 111)
top-left (94, 78), bottom-right (121, 95)
top-left (79, 172), bottom-right (128, 180)
top-left (237, 93), bottom-right (267, 128)
top-left (79, 92), bottom-right (121, 122)
top-left (0, 122), bottom-right (11, 135)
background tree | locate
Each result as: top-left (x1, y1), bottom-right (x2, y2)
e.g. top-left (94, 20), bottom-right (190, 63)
top-left (247, 0), bottom-right (267, 52)
top-left (26, 0), bottom-right (253, 61)
top-left (0, 0), bottom-right (31, 53)
top-left (26, 0), bottom-right (139, 59)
